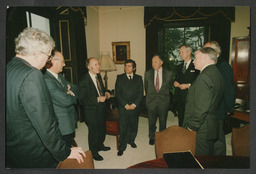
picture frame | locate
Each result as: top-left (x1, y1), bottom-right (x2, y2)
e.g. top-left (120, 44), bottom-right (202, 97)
top-left (112, 41), bottom-right (130, 64)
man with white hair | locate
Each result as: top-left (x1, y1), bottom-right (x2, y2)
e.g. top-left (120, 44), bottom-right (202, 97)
top-left (183, 47), bottom-right (224, 155)
top-left (6, 27), bottom-right (85, 168)
top-left (204, 41), bottom-right (236, 155)
top-left (173, 44), bottom-right (199, 126)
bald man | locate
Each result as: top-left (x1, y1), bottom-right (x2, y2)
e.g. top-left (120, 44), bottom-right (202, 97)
top-left (144, 55), bottom-right (174, 145)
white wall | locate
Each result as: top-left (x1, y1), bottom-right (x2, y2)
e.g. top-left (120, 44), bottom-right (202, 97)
top-left (98, 6), bottom-right (145, 90)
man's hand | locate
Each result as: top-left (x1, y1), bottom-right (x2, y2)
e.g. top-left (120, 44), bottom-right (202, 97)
top-left (179, 83), bottom-right (191, 90)
top-left (173, 81), bottom-right (180, 87)
top-left (67, 147), bottom-right (86, 164)
top-left (105, 92), bottom-right (111, 99)
top-left (125, 104), bottom-right (131, 110)
top-left (98, 96), bottom-right (106, 102)
top-left (66, 84), bottom-right (75, 96)
top-left (125, 104), bottom-right (136, 110)
top-left (129, 104), bottom-right (136, 110)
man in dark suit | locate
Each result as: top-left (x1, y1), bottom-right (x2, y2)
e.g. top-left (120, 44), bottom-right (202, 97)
top-left (144, 55), bottom-right (174, 145)
top-left (174, 45), bottom-right (199, 126)
top-left (6, 27), bottom-right (85, 168)
top-left (78, 57), bottom-right (111, 161)
top-left (44, 50), bottom-right (78, 148)
top-left (204, 41), bottom-right (236, 155)
top-left (115, 59), bottom-right (143, 156)
top-left (183, 47), bottom-right (224, 155)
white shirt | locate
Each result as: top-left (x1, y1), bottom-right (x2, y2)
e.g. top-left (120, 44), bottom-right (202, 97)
top-left (184, 59), bottom-right (192, 70)
top-left (154, 67), bottom-right (163, 90)
top-left (47, 69), bottom-right (58, 80)
top-left (126, 73), bottom-right (133, 80)
top-left (89, 71), bottom-right (100, 96)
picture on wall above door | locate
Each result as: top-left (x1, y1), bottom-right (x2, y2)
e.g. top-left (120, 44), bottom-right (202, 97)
top-left (112, 41), bottom-right (130, 64)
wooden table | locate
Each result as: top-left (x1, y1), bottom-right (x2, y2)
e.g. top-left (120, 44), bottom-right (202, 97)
top-left (231, 111), bottom-right (250, 123)
top-left (127, 155), bottom-right (250, 169)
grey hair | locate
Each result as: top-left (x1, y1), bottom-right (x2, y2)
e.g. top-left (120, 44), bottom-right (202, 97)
top-left (207, 41), bottom-right (222, 56)
top-left (180, 44), bottom-right (192, 53)
top-left (15, 27), bottom-right (55, 56)
top-left (198, 47), bottom-right (218, 63)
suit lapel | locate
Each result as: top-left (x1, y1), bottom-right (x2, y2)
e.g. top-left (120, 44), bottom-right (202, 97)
top-left (87, 73), bottom-right (99, 96)
top-left (151, 69), bottom-right (155, 87)
top-left (46, 71), bottom-right (65, 89)
top-left (58, 74), bottom-right (68, 90)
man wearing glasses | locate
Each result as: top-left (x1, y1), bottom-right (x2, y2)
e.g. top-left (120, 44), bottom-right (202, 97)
top-left (44, 50), bottom-right (78, 148)
top-left (6, 27), bottom-right (85, 168)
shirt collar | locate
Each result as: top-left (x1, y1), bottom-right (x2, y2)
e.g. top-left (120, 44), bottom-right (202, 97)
top-left (155, 67), bottom-right (163, 73)
top-left (47, 69), bottom-right (59, 79)
top-left (89, 71), bottom-right (97, 79)
top-left (201, 63), bottom-right (214, 72)
top-left (126, 73), bottom-right (133, 79)
top-left (185, 59), bottom-right (192, 68)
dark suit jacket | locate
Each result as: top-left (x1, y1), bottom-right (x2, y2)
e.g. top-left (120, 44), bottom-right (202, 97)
top-left (183, 65), bottom-right (224, 140)
top-left (216, 56), bottom-right (236, 119)
top-left (115, 73), bottom-right (143, 112)
top-left (144, 68), bottom-right (173, 108)
top-left (6, 57), bottom-right (70, 168)
top-left (78, 73), bottom-right (107, 118)
top-left (174, 60), bottom-right (199, 104)
top-left (44, 71), bottom-right (77, 135)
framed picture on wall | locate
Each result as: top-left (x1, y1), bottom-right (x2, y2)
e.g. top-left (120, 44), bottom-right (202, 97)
top-left (112, 41), bottom-right (130, 64)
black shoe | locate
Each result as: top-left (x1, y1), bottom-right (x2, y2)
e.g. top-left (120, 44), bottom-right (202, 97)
top-left (93, 153), bottom-right (103, 161)
top-left (99, 146), bottom-right (111, 151)
top-left (130, 142), bottom-right (137, 148)
top-left (149, 139), bottom-right (155, 145)
top-left (117, 150), bottom-right (124, 156)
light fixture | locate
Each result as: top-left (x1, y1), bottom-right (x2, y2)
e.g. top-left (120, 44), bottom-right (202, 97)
top-left (99, 51), bottom-right (117, 89)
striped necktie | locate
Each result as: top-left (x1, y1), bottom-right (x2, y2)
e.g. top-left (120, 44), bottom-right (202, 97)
top-left (182, 62), bottom-right (187, 74)
top-left (155, 70), bottom-right (159, 92)
top-left (95, 75), bottom-right (104, 96)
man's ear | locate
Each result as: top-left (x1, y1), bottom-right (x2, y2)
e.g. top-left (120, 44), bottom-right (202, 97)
top-left (45, 60), bottom-right (53, 69)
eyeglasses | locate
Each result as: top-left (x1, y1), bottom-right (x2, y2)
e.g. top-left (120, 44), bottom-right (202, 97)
top-left (53, 58), bottom-right (65, 63)
top-left (39, 52), bottom-right (52, 60)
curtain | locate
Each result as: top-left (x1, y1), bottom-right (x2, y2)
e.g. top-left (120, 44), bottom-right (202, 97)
top-left (144, 7), bottom-right (235, 70)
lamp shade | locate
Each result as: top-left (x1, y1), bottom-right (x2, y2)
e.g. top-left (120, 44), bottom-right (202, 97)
top-left (99, 51), bottom-right (117, 71)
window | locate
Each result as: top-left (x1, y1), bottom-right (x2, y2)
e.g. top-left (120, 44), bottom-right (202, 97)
top-left (26, 11), bottom-right (51, 35)
top-left (159, 26), bottom-right (208, 62)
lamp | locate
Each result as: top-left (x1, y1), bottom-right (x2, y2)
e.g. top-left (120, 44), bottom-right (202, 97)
top-left (99, 51), bottom-right (117, 89)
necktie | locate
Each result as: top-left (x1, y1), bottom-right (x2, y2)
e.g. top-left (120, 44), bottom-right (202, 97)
top-left (58, 76), bottom-right (64, 87)
top-left (129, 75), bottom-right (132, 80)
top-left (95, 75), bottom-right (104, 96)
top-left (155, 70), bottom-right (159, 92)
top-left (182, 62), bottom-right (187, 74)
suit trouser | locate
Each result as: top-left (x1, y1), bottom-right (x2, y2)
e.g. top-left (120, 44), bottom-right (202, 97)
top-left (85, 105), bottom-right (106, 156)
top-left (213, 120), bottom-right (226, 155)
top-left (147, 103), bottom-right (169, 140)
top-left (196, 120), bottom-right (226, 155)
top-left (118, 108), bottom-right (139, 151)
top-left (195, 123), bottom-right (214, 155)
top-left (176, 103), bottom-right (185, 127)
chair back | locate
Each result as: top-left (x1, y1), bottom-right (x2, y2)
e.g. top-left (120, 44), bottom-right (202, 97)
top-left (56, 150), bottom-right (95, 169)
top-left (155, 125), bottom-right (196, 158)
top-left (232, 124), bottom-right (250, 157)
